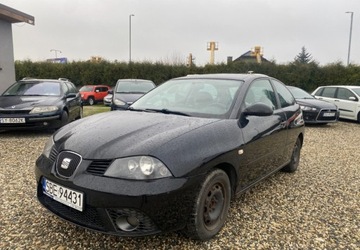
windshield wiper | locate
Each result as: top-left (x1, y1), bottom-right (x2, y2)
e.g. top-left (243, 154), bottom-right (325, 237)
top-left (145, 108), bottom-right (190, 116)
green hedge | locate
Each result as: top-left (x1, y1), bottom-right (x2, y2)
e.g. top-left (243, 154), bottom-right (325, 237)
top-left (15, 60), bottom-right (360, 92)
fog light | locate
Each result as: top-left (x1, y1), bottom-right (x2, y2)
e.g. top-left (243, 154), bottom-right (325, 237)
top-left (43, 122), bottom-right (49, 126)
top-left (115, 216), bottom-right (140, 231)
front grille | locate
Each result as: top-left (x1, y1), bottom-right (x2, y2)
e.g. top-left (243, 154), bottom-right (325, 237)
top-left (317, 109), bottom-right (338, 121)
top-left (107, 208), bottom-right (159, 235)
top-left (49, 146), bottom-right (58, 163)
top-left (39, 194), bottom-right (105, 231)
top-left (0, 110), bottom-right (30, 115)
top-left (56, 151), bottom-right (82, 178)
top-left (86, 160), bottom-right (112, 175)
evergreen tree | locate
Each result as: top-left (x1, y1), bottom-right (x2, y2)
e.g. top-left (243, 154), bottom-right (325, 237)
top-left (294, 46), bottom-right (313, 64)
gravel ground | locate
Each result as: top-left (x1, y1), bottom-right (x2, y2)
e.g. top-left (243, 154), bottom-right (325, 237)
top-left (0, 121), bottom-right (359, 249)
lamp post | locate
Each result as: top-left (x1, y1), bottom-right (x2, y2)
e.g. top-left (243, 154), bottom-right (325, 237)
top-left (50, 49), bottom-right (61, 58)
top-left (346, 11), bottom-right (354, 66)
top-left (129, 14), bottom-right (135, 63)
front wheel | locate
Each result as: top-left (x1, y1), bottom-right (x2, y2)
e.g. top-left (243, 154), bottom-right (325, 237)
top-left (184, 169), bottom-right (231, 240)
top-left (282, 137), bottom-right (302, 173)
top-left (88, 97), bottom-right (95, 105)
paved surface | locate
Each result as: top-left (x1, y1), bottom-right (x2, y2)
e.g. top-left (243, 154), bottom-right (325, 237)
top-left (1, 121), bottom-right (359, 249)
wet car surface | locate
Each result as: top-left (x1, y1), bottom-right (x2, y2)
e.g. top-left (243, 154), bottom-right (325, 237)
top-left (35, 73), bottom-right (305, 240)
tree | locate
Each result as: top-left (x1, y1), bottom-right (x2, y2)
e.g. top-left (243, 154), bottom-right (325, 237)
top-left (294, 46), bottom-right (313, 64)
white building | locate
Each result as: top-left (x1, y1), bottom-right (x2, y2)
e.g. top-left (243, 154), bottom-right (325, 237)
top-left (0, 4), bottom-right (34, 93)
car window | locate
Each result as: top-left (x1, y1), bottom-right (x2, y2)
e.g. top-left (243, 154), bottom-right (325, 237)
top-left (3, 81), bottom-right (61, 96)
top-left (131, 78), bottom-right (243, 118)
top-left (350, 87), bottom-right (360, 97)
top-left (79, 86), bottom-right (94, 92)
top-left (244, 79), bottom-right (277, 110)
top-left (65, 82), bottom-right (77, 93)
top-left (116, 81), bottom-right (155, 93)
top-left (272, 80), bottom-right (295, 108)
top-left (336, 88), bottom-right (356, 100)
top-left (321, 87), bottom-right (336, 98)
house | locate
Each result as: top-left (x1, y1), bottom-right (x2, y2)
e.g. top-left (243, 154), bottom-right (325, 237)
top-left (0, 4), bottom-right (34, 93)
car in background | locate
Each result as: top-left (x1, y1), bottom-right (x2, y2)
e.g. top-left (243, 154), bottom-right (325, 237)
top-left (111, 79), bottom-right (155, 110)
top-left (0, 78), bottom-right (82, 130)
top-left (312, 85), bottom-right (360, 123)
top-left (79, 85), bottom-right (111, 105)
top-left (287, 86), bottom-right (339, 124)
top-left (35, 73), bottom-right (304, 240)
top-left (103, 92), bottom-right (113, 106)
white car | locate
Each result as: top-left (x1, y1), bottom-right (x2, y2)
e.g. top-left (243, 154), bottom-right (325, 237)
top-left (312, 85), bottom-right (360, 123)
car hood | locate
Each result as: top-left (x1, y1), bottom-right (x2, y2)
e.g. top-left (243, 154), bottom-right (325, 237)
top-left (54, 111), bottom-right (241, 176)
top-left (296, 98), bottom-right (337, 109)
top-left (113, 93), bottom-right (144, 103)
top-left (0, 96), bottom-right (60, 110)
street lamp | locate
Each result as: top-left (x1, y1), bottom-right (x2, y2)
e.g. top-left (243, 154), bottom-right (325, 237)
top-left (345, 11), bottom-right (354, 66)
top-left (129, 14), bottom-right (135, 63)
top-left (50, 49), bottom-right (61, 58)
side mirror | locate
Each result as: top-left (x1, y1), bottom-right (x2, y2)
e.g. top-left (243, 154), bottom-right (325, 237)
top-left (242, 103), bottom-right (273, 117)
top-left (66, 93), bottom-right (77, 98)
top-left (95, 89), bottom-right (99, 93)
top-left (349, 96), bottom-right (357, 101)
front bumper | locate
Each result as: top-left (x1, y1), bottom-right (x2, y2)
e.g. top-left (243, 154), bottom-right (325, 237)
top-left (0, 112), bottom-right (61, 130)
top-left (35, 154), bottom-right (203, 236)
top-left (302, 109), bottom-right (339, 124)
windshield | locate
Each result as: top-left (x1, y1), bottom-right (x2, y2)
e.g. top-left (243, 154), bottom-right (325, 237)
top-left (288, 87), bottom-right (314, 99)
top-left (131, 78), bottom-right (242, 118)
top-left (2, 81), bottom-right (61, 96)
top-left (79, 86), bottom-right (94, 92)
top-left (115, 81), bottom-right (155, 93)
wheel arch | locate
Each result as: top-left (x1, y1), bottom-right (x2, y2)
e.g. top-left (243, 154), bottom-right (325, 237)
top-left (212, 163), bottom-right (237, 199)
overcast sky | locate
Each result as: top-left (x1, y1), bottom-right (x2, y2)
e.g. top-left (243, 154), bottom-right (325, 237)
top-left (3, 0), bottom-right (360, 66)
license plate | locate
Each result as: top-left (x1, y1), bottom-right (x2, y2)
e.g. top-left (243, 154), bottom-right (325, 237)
top-left (323, 112), bottom-right (336, 117)
top-left (0, 117), bottom-right (25, 123)
top-left (42, 178), bottom-right (84, 212)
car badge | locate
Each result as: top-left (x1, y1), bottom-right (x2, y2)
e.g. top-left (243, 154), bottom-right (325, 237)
top-left (12, 106), bottom-right (16, 109)
top-left (60, 158), bottom-right (72, 169)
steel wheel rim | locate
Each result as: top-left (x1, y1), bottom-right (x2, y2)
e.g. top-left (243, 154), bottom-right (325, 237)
top-left (203, 183), bottom-right (225, 229)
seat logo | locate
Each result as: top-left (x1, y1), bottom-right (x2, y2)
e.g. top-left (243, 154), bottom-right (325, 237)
top-left (61, 158), bottom-right (72, 169)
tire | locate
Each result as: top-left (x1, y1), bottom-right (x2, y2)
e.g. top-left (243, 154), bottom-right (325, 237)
top-left (61, 111), bottom-right (69, 126)
top-left (357, 112), bottom-right (360, 123)
top-left (75, 107), bottom-right (83, 120)
top-left (88, 97), bottom-right (95, 105)
top-left (282, 137), bottom-right (302, 173)
top-left (184, 169), bottom-right (231, 240)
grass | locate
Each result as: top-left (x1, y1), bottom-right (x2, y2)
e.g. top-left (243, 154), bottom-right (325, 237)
top-left (83, 104), bottom-right (111, 117)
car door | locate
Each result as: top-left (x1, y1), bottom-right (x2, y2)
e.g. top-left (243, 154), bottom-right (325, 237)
top-left (334, 87), bottom-right (359, 120)
top-left (238, 78), bottom-right (287, 188)
top-left (64, 82), bottom-right (81, 120)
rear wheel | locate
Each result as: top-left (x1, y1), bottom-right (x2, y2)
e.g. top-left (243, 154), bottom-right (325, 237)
top-left (88, 97), bottom-right (95, 105)
top-left (357, 112), bottom-right (360, 123)
top-left (282, 137), bottom-right (302, 173)
top-left (184, 169), bottom-right (231, 240)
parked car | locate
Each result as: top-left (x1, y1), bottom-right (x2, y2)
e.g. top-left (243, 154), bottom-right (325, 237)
top-left (111, 79), bottom-right (155, 110)
top-left (0, 78), bottom-right (82, 130)
top-left (35, 73), bottom-right (304, 240)
top-left (103, 93), bottom-right (113, 106)
top-left (79, 85), bottom-right (111, 105)
top-left (312, 85), bottom-right (360, 123)
top-left (287, 86), bottom-right (339, 124)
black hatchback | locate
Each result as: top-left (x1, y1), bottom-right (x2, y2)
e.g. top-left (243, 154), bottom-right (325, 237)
top-left (35, 73), bottom-right (304, 240)
top-left (0, 78), bottom-right (82, 130)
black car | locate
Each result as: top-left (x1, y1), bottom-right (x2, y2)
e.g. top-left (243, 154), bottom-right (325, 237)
top-left (35, 73), bottom-right (305, 240)
top-left (287, 86), bottom-right (339, 124)
top-left (0, 78), bottom-right (82, 130)
top-left (111, 79), bottom-right (155, 110)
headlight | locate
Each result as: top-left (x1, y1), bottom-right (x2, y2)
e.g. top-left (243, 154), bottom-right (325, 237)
top-left (104, 156), bottom-right (172, 180)
top-left (30, 106), bottom-right (59, 114)
top-left (300, 105), bottom-right (317, 111)
top-left (114, 98), bottom-right (126, 106)
top-left (42, 136), bottom-right (54, 158)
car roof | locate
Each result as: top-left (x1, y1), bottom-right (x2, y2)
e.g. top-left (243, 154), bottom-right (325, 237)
top-left (176, 73), bottom-right (269, 81)
top-left (317, 85), bottom-right (360, 88)
top-left (116, 79), bottom-right (154, 82)
top-left (82, 84), bottom-right (110, 87)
